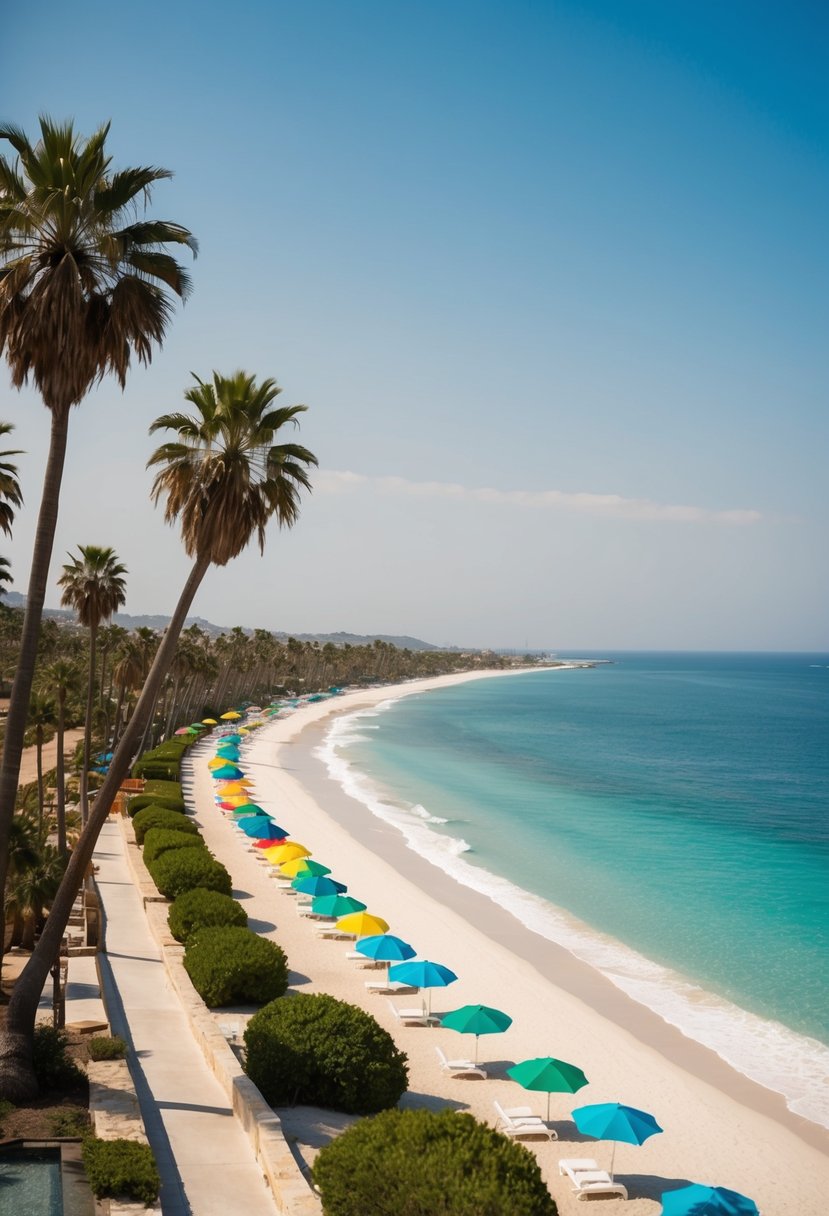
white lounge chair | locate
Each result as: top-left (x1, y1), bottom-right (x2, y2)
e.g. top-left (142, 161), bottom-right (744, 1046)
top-left (364, 979), bottom-right (419, 995)
top-left (314, 924), bottom-right (355, 939)
top-left (386, 998), bottom-right (438, 1027)
top-left (435, 1045), bottom-right (487, 1080)
top-left (345, 950), bottom-right (382, 966)
top-left (493, 1100), bottom-right (556, 1139)
top-left (559, 1159), bottom-right (627, 1201)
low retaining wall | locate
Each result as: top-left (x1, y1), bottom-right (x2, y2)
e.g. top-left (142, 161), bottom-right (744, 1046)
top-left (88, 1058), bottom-right (162, 1216)
top-left (117, 816), bottom-right (321, 1216)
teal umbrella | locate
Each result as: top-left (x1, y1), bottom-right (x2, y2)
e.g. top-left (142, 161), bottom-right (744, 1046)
top-left (292, 875), bottom-right (347, 897)
top-left (572, 1102), bottom-right (662, 1179)
top-left (387, 960), bottom-right (457, 1014)
top-left (661, 1184), bottom-right (759, 1216)
top-left (507, 1056), bottom-right (588, 1121)
top-left (311, 894), bottom-right (366, 918)
top-left (440, 1005), bottom-right (512, 1063)
top-left (212, 764), bottom-right (243, 779)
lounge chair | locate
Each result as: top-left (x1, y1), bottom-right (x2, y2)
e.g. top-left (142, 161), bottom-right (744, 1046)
top-left (558, 1159), bottom-right (627, 1201)
top-left (493, 1100), bottom-right (556, 1139)
top-left (364, 979), bottom-right (419, 995)
top-left (435, 1045), bottom-right (487, 1079)
top-left (314, 924), bottom-right (355, 939)
top-left (386, 998), bottom-right (438, 1027)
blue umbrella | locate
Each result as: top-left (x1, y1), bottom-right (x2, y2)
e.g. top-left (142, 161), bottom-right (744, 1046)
top-left (218, 733), bottom-right (243, 743)
top-left (212, 764), bottom-right (243, 779)
top-left (291, 874), bottom-right (347, 897)
top-left (237, 816), bottom-right (285, 838)
top-left (355, 933), bottom-right (416, 976)
top-left (572, 1102), bottom-right (663, 1179)
top-left (216, 747), bottom-right (241, 760)
top-left (387, 960), bottom-right (457, 1013)
top-left (661, 1184), bottom-right (759, 1216)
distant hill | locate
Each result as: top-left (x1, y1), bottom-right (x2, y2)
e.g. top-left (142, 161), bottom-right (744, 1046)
top-left (0, 592), bottom-right (444, 651)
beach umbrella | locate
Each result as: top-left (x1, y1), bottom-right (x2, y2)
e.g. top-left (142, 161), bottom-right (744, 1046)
top-left (292, 874), bottom-right (347, 897)
top-left (311, 894), bottom-right (367, 918)
top-left (355, 934), bottom-right (416, 973)
top-left (216, 745), bottom-right (241, 757)
top-left (336, 912), bottom-right (389, 938)
top-left (660, 1184), bottom-right (759, 1216)
top-left (441, 1005), bottom-right (513, 1064)
top-left (280, 858), bottom-right (331, 878)
top-left (388, 960), bottom-right (457, 1014)
top-left (212, 764), bottom-right (243, 780)
top-left (190, 722), bottom-right (209, 731)
top-left (219, 732), bottom-right (242, 743)
top-left (208, 757), bottom-right (229, 769)
top-left (238, 816), bottom-right (285, 839)
top-left (231, 802), bottom-right (265, 816)
top-left (221, 710), bottom-right (242, 720)
top-left (264, 841), bottom-right (311, 864)
top-left (507, 1056), bottom-right (589, 1121)
top-left (175, 727), bottom-right (192, 735)
top-left (215, 779), bottom-right (249, 794)
top-left (246, 705), bottom-right (262, 713)
top-left (202, 718), bottom-right (218, 725)
top-left (571, 1102), bottom-right (662, 1180)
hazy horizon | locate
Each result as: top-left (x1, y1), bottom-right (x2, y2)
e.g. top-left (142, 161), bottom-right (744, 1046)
top-left (3, 1), bottom-right (827, 652)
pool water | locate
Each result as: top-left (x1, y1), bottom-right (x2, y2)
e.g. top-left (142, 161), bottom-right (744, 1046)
top-left (0, 1146), bottom-right (63, 1215)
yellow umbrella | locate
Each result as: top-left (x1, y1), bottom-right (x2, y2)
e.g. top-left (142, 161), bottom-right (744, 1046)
top-left (207, 757), bottom-right (228, 769)
top-left (216, 781), bottom-right (251, 795)
top-left (246, 720), bottom-right (264, 728)
top-left (202, 718), bottom-right (218, 725)
top-left (279, 858), bottom-right (332, 878)
top-left (222, 794), bottom-right (251, 807)
top-left (264, 841), bottom-right (311, 864)
top-left (238, 727), bottom-right (250, 734)
top-left (336, 912), bottom-right (389, 937)
top-left (221, 710), bottom-right (242, 720)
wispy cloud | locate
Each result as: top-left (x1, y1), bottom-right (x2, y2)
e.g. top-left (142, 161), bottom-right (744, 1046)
top-left (315, 470), bottom-right (762, 525)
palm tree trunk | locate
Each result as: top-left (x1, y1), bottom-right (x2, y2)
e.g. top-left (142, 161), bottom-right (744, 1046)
top-left (0, 551), bottom-right (211, 1101)
top-left (56, 691), bottom-right (67, 859)
top-left (80, 624), bottom-right (97, 826)
top-left (0, 408), bottom-right (70, 927)
top-left (35, 727), bottom-right (44, 838)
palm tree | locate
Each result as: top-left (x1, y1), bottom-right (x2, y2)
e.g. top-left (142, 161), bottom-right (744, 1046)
top-left (59, 547), bottom-right (127, 825)
top-left (38, 659), bottom-right (83, 858)
top-left (0, 421), bottom-right (22, 538)
top-left (0, 369), bottom-right (315, 1099)
top-left (0, 116), bottom-right (196, 910)
top-left (25, 692), bottom-right (58, 836)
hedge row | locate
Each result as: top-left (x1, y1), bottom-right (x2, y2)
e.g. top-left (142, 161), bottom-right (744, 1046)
top-left (132, 805), bottom-right (199, 844)
top-left (168, 887), bottom-right (248, 943)
top-left (82, 1136), bottom-right (160, 1207)
top-left (142, 827), bottom-right (206, 866)
top-left (131, 739), bottom-right (191, 781)
top-left (183, 925), bottom-right (289, 1006)
top-left (145, 847), bottom-right (232, 900)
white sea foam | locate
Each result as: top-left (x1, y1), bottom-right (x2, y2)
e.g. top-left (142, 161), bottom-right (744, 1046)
top-left (316, 706), bottom-right (829, 1130)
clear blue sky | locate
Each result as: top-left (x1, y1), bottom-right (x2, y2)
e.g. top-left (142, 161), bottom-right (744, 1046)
top-left (3, 1), bottom-right (827, 649)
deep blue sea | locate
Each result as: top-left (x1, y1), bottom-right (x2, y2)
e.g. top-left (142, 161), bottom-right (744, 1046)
top-left (317, 652), bottom-right (829, 1126)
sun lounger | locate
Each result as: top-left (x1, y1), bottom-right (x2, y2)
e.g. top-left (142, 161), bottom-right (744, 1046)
top-left (558, 1160), bottom-right (627, 1200)
top-left (386, 998), bottom-right (438, 1027)
top-left (364, 979), bottom-right (419, 995)
top-left (493, 1100), bottom-right (556, 1139)
top-left (344, 951), bottom-right (383, 966)
top-left (314, 924), bottom-right (355, 939)
top-left (435, 1045), bottom-right (487, 1079)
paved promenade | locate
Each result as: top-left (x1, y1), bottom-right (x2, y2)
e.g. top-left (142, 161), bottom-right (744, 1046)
top-left (92, 818), bottom-right (278, 1216)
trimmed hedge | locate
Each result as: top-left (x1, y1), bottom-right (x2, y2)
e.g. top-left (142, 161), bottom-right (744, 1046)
top-left (128, 792), bottom-right (186, 817)
top-left (142, 827), bottom-right (206, 866)
top-left (132, 805), bottom-right (199, 844)
top-left (147, 848), bottom-right (232, 900)
top-left (313, 1108), bottom-right (557, 1216)
top-left (88, 1035), bottom-right (128, 1061)
top-left (244, 993), bottom-right (407, 1115)
top-left (131, 741), bottom-right (189, 781)
top-left (184, 926), bottom-right (288, 1006)
top-left (82, 1136), bottom-right (160, 1207)
top-left (168, 887), bottom-right (248, 943)
top-left (142, 779), bottom-right (184, 799)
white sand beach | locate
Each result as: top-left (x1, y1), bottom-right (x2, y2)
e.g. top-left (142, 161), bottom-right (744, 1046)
top-left (188, 671), bottom-right (829, 1216)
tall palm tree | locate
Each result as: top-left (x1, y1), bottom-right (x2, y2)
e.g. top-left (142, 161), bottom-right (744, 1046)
top-left (58, 547), bottom-right (127, 824)
top-left (0, 369), bottom-right (315, 1099)
top-left (37, 659), bottom-right (83, 857)
top-left (0, 116), bottom-right (196, 908)
top-left (25, 692), bottom-right (58, 836)
top-left (0, 422), bottom-right (22, 539)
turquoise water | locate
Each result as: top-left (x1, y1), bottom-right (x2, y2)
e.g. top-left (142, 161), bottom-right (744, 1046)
top-left (318, 652), bottom-right (829, 1125)
top-left (0, 1147), bottom-right (63, 1215)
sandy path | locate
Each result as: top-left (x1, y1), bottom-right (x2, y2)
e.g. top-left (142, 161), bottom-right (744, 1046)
top-left (17, 728), bottom-right (85, 786)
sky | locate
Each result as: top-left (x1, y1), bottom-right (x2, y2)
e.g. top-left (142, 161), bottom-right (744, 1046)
top-left (2, 0), bottom-right (827, 651)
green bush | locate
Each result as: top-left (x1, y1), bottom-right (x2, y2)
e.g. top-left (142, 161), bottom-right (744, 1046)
top-left (49, 1106), bottom-right (90, 1136)
top-left (313, 1108), bottom-right (557, 1216)
top-left (132, 805), bottom-right (198, 843)
top-left (32, 1025), bottom-right (84, 1090)
top-left (82, 1136), bottom-right (160, 1207)
top-left (131, 742), bottom-right (188, 781)
top-left (87, 1035), bottom-right (128, 1061)
top-left (142, 779), bottom-right (184, 799)
top-left (244, 993), bottom-right (407, 1115)
top-left (168, 887), bottom-right (248, 943)
top-left (184, 926), bottom-right (288, 1006)
top-left (147, 847), bottom-right (232, 899)
top-left (142, 827), bottom-right (206, 866)
top-left (128, 792), bottom-right (186, 817)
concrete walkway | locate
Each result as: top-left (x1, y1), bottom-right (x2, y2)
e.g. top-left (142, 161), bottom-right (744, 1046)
top-left (92, 818), bottom-right (278, 1216)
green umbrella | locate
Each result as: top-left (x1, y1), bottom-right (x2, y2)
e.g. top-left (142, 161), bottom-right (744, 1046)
top-left (311, 894), bottom-right (366, 918)
top-left (440, 1004), bottom-right (512, 1063)
top-left (507, 1056), bottom-right (589, 1121)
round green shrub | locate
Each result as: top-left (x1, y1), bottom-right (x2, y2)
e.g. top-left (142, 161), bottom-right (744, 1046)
top-left (142, 827), bottom-right (206, 866)
top-left (313, 1108), bottom-right (557, 1216)
top-left (32, 1025), bottom-right (84, 1090)
top-left (244, 993), bottom-right (407, 1115)
top-left (82, 1136), bottom-right (160, 1207)
top-left (128, 792), bottom-right (186, 818)
top-left (184, 926), bottom-right (288, 1006)
top-left (168, 887), bottom-right (248, 943)
top-left (147, 848), bottom-right (232, 900)
top-left (132, 805), bottom-right (198, 843)
top-left (88, 1035), bottom-right (128, 1061)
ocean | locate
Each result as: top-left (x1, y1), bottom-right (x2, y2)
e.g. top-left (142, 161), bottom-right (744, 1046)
top-left (315, 652), bottom-right (829, 1128)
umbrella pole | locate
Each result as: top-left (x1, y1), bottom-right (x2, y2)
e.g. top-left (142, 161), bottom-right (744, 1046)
top-left (609, 1141), bottom-right (616, 1182)
top-left (546, 1091), bottom-right (551, 1123)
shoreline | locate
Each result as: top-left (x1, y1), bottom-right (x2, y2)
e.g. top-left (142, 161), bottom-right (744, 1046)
top-left (203, 668), bottom-right (829, 1214)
